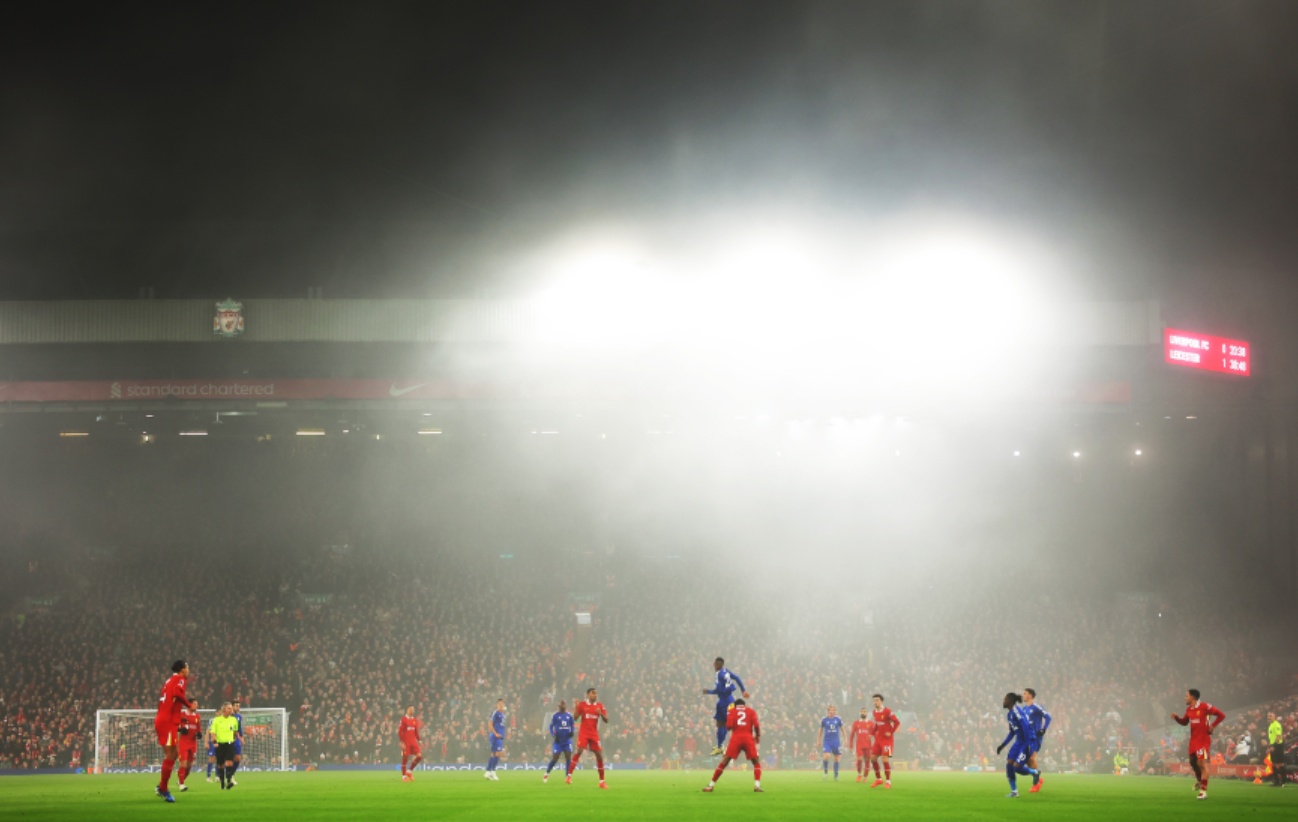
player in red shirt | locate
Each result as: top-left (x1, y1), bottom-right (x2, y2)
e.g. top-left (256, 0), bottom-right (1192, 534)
top-left (566, 687), bottom-right (609, 789)
top-left (175, 700), bottom-right (201, 791)
top-left (869, 693), bottom-right (900, 788)
top-left (154, 659), bottom-right (195, 802)
top-left (1171, 688), bottom-right (1225, 800)
top-left (399, 705), bottom-right (423, 781)
top-left (703, 699), bottom-right (763, 792)
top-left (850, 707), bottom-right (875, 783)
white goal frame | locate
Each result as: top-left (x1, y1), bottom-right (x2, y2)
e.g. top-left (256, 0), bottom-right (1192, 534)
top-left (94, 708), bottom-right (289, 774)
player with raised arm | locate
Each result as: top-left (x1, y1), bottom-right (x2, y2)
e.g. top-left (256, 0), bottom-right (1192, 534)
top-left (228, 699), bottom-right (245, 786)
top-left (869, 693), bottom-right (901, 788)
top-left (702, 657), bottom-right (749, 756)
top-left (996, 692), bottom-right (1040, 798)
top-left (484, 698), bottom-right (507, 780)
top-left (154, 659), bottom-right (195, 802)
top-left (399, 705), bottom-right (423, 781)
top-left (175, 700), bottom-right (200, 791)
top-left (817, 704), bottom-right (845, 781)
top-left (543, 700), bottom-right (575, 783)
top-left (566, 687), bottom-right (610, 789)
top-left (1022, 687), bottom-right (1051, 790)
top-left (850, 706), bottom-right (875, 783)
top-left (1172, 688), bottom-right (1226, 800)
top-left (703, 698), bottom-right (763, 793)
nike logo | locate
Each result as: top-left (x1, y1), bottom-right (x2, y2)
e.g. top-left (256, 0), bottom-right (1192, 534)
top-left (389, 382), bottom-right (434, 397)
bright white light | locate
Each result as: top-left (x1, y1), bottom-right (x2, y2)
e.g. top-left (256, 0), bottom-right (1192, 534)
top-left (1134, 448), bottom-right (1143, 456)
top-left (418, 428), bottom-right (443, 435)
top-left (296, 429), bottom-right (326, 436)
top-left (179, 430), bottom-right (207, 437)
top-left (1013, 450), bottom-right (1021, 457)
top-left (1072, 450), bottom-right (1081, 458)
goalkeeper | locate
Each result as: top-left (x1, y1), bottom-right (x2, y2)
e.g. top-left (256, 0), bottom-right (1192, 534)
top-left (210, 703), bottom-right (240, 790)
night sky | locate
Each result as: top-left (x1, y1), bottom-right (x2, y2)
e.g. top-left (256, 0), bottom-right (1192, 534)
top-left (4, 0), bottom-right (1298, 309)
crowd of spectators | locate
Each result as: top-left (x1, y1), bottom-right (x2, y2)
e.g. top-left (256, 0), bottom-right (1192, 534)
top-left (3, 544), bottom-right (1294, 774)
top-left (1, 438), bottom-right (1294, 774)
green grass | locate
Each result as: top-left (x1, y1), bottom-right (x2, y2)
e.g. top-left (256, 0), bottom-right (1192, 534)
top-left (0, 769), bottom-right (1293, 820)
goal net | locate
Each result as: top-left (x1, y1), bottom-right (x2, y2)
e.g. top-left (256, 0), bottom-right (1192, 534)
top-left (95, 708), bottom-right (289, 774)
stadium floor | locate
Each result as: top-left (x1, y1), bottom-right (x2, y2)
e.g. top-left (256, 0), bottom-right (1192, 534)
top-left (0, 769), bottom-right (1293, 820)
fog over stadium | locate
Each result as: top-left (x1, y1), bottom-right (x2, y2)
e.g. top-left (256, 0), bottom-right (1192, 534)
top-left (1, 1), bottom-right (1296, 817)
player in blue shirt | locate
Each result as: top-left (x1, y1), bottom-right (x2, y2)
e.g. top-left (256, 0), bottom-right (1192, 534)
top-left (485, 699), bottom-right (507, 781)
top-left (229, 700), bottom-right (245, 786)
top-left (817, 705), bottom-right (845, 781)
top-left (996, 693), bottom-right (1041, 797)
top-left (543, 700), bottom-right (575, 783)
top-left (702, 657), bottom-right (749, 756)
top-left (1022, 688), bottom-right (1051, 778)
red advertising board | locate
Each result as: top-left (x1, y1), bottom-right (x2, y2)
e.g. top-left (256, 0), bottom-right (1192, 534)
top-left (1164, 328), bottom-right (1250, 376)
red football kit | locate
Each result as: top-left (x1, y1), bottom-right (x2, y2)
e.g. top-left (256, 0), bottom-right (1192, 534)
top-left (851, 719), bottom-right (875, 755)
top-left (176, 708), bottom-right (200, 757)
top-left (1175, 701), bottom-right (1225, 759)
top-left (724, 703), bottom-right (760, 760)
top-left (399, 715), bottom-right (422, 756)
top-left (574, 700), bottom-right (606, 753)
top-left (154, 673), bottom-right (190, 747)
top-left (871, 708), bottom-right (899, 757)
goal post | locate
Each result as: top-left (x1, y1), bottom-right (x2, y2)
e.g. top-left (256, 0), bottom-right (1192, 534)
top-left (94, 708), bottom-right (289, 774)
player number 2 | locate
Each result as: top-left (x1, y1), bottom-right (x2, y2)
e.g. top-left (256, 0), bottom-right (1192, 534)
top-left (736, 712), bottom-right (747, 726)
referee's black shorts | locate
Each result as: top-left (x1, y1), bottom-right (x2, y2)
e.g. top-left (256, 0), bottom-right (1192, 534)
top-left (216, 742), bottom-right (236, 763)
top-left (1274, 743), bottom-right (1286, 766)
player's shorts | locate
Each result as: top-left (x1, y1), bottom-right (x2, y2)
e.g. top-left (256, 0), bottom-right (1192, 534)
top-left (552, 739), bottom-right (574, 755)
top-left (576, 733), bottom-right (603, 753)
top-left (233, 739), bottom-right (243, 756)
top-left (154, 720), bottom-right (177, 748)
top-left (714, 702), bottom-right (732, 723)
top-left (1007, 741), bottom-right (1029, 765)
top-left (207, 742), bottom-right (216, 757)
top-left (855, 744), bottom-right (872, 757)
top-left (726, 737), bottom-right (758, 761)
top-left (871, 739), bottom-right (894, 758)
top-left (1272, 744), bottom-right (1286, 766)
top-left (822, 741), bottom-right (841, 756)
top-left (402, 741), bottom-right (422, 757)
top-left (215, 742), bottom-right (236, 763)
top-left (1189, 745), bottom-right (1210, 762)
top-left (1030, 739), bottom-right (1042, 753)
top-left (490, 736), bottom-right (505, 753)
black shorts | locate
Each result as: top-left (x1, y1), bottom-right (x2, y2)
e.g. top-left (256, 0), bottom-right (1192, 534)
top-left (1273, 744), bottom-right (1286, 766)
top-left (216, 742), bottom-right (236, 763)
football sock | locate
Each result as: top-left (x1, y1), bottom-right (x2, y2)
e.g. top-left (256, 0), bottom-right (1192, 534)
top-left (823, 759), bottom-right (829, 774)
top-left (206, 762), bottom-right (213, 777)
top-left (753, 763), bottom-right (762, 782)
top-left (411, 755), bottom-right (421, 770)
top-left (597, 763), bottom-right (605, 781)
top-left (487, 756), bottom-right (498, 771)
top-left (568, 753), bottom-right (580, 774)
top-left (712, 765), bottom-right (725, 783)
top-left (402, 754), bottom-right (408, 773)
top-left (546, 757), bottom-right (556, 774)
top-left (1200, 775), bottom-right (1209, 790)
top-left (873, 759), bottom-right (881, 778)
top-left (717, 727), bottom-right (727, 747)
top-left (178, 765), bottom-right (188, 785)
top-left (833, 760), bottom-right (840, 778)
top-left (159, 759), bottom-right (173, 792)
top-left (884, 762), bottom-right (891, 780)
top-left (229, 761), bottom-right (239, 778)
top-left (1005, 762), bottom-right (1016, 791)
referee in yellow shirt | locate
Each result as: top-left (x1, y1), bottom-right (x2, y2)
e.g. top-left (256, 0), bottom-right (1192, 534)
top-left (1267, 712), bottom-right (1286, 788)
top-left (210, 703), bottom-right (240, 790)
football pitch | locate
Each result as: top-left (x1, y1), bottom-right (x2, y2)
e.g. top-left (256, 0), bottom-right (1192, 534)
top-left (1, 770), bottom-right (1293, 821)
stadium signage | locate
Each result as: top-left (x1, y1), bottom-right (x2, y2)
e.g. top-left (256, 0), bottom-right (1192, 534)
top-left (1163, 328), bottom-right (1250, 376)
top-left (213, 298), bottom-right (245, 337)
